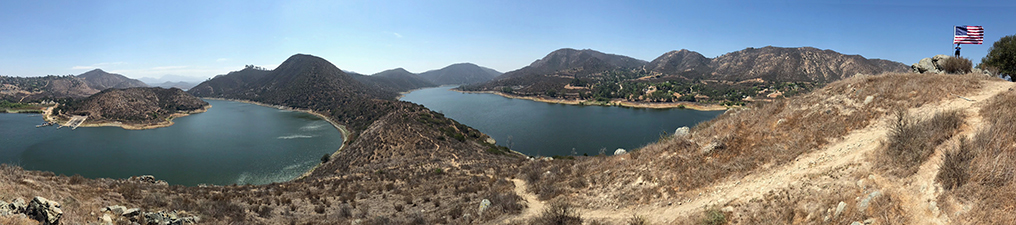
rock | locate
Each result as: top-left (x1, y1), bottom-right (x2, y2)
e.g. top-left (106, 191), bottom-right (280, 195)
top-left (10, 198), bottom-right (27, 214)
top-left (721, 206), bottom-right (734, 213)
top-left (932, 55), bottom-right (953, 69)
top-left (857, 179), bottom-right (866, 189)
top-left (851, 222), bottom-right (863, 225)
top-left (26, 196), bottom-right (62, 225)
top-left (863, 96), bottom-right (874, 105)
top-left (701, 142), bottom-right (719, 154)
top-left (864, 218), bottom-right (876, 224)
top-left (834, 201), bottom-right (847, 218)
top-left (614, 148), bottom-right (627, 155)
top-left (128, 175), bottom-right (167, 185)
top-left (484, 137), bottom-right (496, 145)
top-left (674, 126), bottom-right (690, 137)
top-left (123, 208), bottom-right (141, 217)
top-left (104, 205), bottom-right (127, 215)
top-left (912, 57), bottom-right (937, 73)
top-left (100, 214), bottom-right (113, 225)
top-left (0, 200), bottom-right (9, 216)
top-left (912, 55), bottom-right (955, 74)
top-left (145, 212), bottom-right (167, 225)
top-left (857, 190), bottom-right (882, 212)
top-left (478, 199), bottom-right (491, 215)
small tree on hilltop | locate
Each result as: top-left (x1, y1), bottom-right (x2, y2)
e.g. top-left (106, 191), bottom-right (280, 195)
top-left (981, 35), bottom-right (1016, 77)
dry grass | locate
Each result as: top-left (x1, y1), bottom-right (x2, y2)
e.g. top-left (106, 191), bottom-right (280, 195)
top-left (878, 109), bottom-right (964, 177)
top-left (0, 215), bottom-right (38, 225)
top-left (529, 202), bottom-right (582, 225)
top-left (552, 73), bottom-right (985, 207)
top-left (939, 87), bottom-right (1016, 223)
top-left (941, 57), bottom-right (973, 74)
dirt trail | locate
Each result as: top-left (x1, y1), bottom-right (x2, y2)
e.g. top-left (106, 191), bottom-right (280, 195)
top-left (508, 80), bottom-right (1013, 224)
top-left (510, 179), bottom-right (545, 221)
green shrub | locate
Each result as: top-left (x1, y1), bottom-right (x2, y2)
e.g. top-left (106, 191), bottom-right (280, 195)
top-left (701, 207), bottom-right (726, 225)
top-left (981, 35), bottom-right (1016, 76)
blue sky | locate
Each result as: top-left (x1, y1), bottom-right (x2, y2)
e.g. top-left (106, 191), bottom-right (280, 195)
top-left (1, 0), bottom-right (1014, 80)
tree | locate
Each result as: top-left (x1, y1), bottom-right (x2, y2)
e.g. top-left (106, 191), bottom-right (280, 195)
top-left (981, 35), bottom-right (1016, 76)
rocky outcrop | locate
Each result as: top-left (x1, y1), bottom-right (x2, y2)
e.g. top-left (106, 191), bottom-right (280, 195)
top-left (102, 205), bottom-right (199, 225)
top-left (1, 197), bottom-right (62, 225)
top-left (614, 148), bottom-right (627, 155)
top-left (911, 55), bottom-right (954, 74)
top-left (27, 197), bottom-right (62, 225)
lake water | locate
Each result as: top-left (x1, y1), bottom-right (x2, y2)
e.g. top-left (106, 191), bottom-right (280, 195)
top-left (0, 100), bottom-right (343, 186)
top-left (401, 86), bottom-right (725, 156)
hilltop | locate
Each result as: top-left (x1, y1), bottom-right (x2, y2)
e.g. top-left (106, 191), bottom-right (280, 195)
top-left (351, 68), bottom-right (438, 93)
top-left (50, 87), bottom-right (209, 129)
top-left (0, 69), bottom-right (148, 101)
top-left (462, 47), bottom-right (908, 107)
top-left (76, 69), bottom-right (148, 90)
top-left (418, 63), bottom-right (502, 85)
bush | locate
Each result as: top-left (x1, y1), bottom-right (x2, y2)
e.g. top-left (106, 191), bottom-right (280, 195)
top-left (880, 109), bottom-right (963, 176)
top-left (981, 35), bottom-right (1016, 76)
top-left (320, 154), bottom-right (331, 163)
top-left (941, 57), bottom-right (973, 74)
top-left (532, 202), bottom-right (582, 225)
top-left (701, 207), bottom-right (726, 225)
top-left (937, 139), bottom-right (973, 190)
top-left (627, 214), bottom-right (648, 225)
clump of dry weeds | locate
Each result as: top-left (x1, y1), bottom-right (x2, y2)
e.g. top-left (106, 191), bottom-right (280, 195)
top-left (938, 87), bottom-right (1016, 223)
top-left (878, 109), bottom-right (964, 177)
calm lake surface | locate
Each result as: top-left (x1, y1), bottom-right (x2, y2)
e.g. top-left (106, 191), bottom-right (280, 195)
top-left (0, 100), bottom-right (343, 186)
top-left (401, 86), bottom-right (725, 156)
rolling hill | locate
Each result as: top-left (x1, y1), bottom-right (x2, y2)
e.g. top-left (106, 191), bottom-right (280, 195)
top-left (351, 68), bottom-right (437, 93)
top-left (418, 63), bottom-right (501, 85)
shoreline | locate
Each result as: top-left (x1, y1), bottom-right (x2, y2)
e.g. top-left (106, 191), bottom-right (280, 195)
top-left (199, 98), bottom-right (351, 181)
top-left (451, 89), bottom-right (730, 111)
top-left (42, 104), bottom-right (212, 130)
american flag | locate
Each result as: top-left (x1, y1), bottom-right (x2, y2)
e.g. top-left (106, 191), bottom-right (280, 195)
top-left (954, 26), bottom-right (983, 44)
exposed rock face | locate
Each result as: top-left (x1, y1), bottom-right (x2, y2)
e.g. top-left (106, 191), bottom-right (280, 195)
top-left (27, 197), bottom-right (62, 225)
top-left (911, 54), bottom-right (953, 74)
top-left (708, 46), bottom-right (908, 82)
top-left (56, 87), bottom-right (208, 125)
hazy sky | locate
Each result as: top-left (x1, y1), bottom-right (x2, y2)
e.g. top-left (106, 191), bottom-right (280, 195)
top-left (1, 0), bottom-right (1014, 80)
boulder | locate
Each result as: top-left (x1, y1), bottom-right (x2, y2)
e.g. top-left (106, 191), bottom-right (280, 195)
top-left (478, 199), bottom-right (491, 215)
top-left (9, 198), bottom-right (27, 214)
top-left (834, 201), bottom-right (847, 218)
top-left (0, 200), bottom-right (9, 216)
top-left (103, 205), bottom-right (127, 215)
top-left (123, 208), bottom-right (141, 217)
top-left (100, 214), bottom-right (113, 225)
top-left (26, 196), bottom-right (62, 225)
top-left (857, 190), bottom-right (882, 212)
top-left (614, 148), bottom-right (627, 155)
top-left (912, 58), bottom-right (937, 73)
top-left (911, 55), bottom-right (955, 74)
top-left (674, 126), bottom-right (690, 138)
top-left (144, 212), bottom-right (167, 225)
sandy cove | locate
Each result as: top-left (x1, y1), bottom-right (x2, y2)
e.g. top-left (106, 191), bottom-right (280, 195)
top-left (451, 90), bottom-right (730, 111)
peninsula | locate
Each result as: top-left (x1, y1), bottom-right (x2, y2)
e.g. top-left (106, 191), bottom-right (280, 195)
top-left (47, 87), bottom-right (209, 130)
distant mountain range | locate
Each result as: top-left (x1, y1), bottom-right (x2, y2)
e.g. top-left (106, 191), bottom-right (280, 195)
top-left (461, 47), bottom-right (909, 104)
top-left (1, 69), bottom-right (148, 101)
top-left (351, 68), bottom-right (437, 93)
top-left (349, 63), bottom-right (501, 93)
